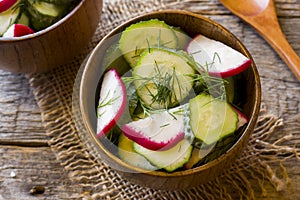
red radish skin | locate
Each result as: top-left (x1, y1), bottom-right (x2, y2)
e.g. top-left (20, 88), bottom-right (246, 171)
top-left (186, 34), bottom-right (252, 78)
top-left (0, 0), bottom-right (18, 13)
top-left (232, 106), bottom-right (249, 129)
top-left (97, 68), bottom-right (127, 137)
top-left (13, 24), bottom-right (34, 37)
top-left (3, 24), bottom-right (34, 37)
top-left (122, 125), bottom-right (185, 151)
top-left (122, 105), bottom-right (187, 151)
top-left (210, 59), bottom-right (251, 78)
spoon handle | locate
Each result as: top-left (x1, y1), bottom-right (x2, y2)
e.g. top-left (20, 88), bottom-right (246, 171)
top-left (238, 0), bottom-right (300, 81)
top-left (257, 22), bottom-right (300, 81)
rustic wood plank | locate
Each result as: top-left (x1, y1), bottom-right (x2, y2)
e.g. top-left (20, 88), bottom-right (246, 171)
top-left (0, 71), bottom-right (46, 141)
top-left (0, 146), bottom-right (82, 200)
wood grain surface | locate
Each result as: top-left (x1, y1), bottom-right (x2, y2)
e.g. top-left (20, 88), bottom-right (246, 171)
top-left (0, 0), bottom-right (299, 199)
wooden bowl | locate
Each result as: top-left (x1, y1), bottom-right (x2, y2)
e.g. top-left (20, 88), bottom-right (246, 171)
top-left (79, 10), bottom-right (261, 190)
top-left (0, 0), bottom-right (103, 73)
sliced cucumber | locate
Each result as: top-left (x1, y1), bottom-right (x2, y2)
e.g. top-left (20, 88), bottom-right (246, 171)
top-left (119, 19), bottom-right (178, 68)
top-left (118, 134), bottom-right (158, 171)
top-left (224, 77), bottom-right (235, 103)
top-left (102, 42), bottom-right (130, 74)
top-left (183, 144), bottom-right (215, 169)
top-left (133, 48), bottom-right (195, 109)
top-left (189, 93), bottom-right (238, 145)
top-left (17, 12), bottom-right (30, 26)
top-left (133, 139), bottom-right (193, 172)
top-left (27, 0), bottom-right (66, 30)
top-left (172, 27), bottom-right (190, 50)
top-left (0, 0), bottom-right (21, 36)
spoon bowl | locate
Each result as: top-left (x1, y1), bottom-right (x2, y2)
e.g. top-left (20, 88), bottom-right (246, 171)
top-left (227, 0), bottom-right (269, 16)
top-left (220, 0), bottom-right (300, 81)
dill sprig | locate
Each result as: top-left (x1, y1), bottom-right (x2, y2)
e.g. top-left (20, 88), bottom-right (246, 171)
top-left (188, 72), bottom-right (228, 101)
top-left (139, 99), bottom-right (167, 117)
top-left (123, 60), bottom-right (185, 111)
top-left (149, 60), bottom-right (175, 107)
top-left (122, 62), bottom-right (227, 118)
top-left (183, 50), bottom-right (228, 100)
top-left (188, 49), bottom-right (222, 72)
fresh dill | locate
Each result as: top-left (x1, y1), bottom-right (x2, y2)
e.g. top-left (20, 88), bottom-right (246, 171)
top-left (122, 55), bottom-right (227, 118)
top-left (139, 99), bottom-right (167, 117)
top-left (97, 91), bottom-right (120, 117)
top-left (178, 144), bottom-right (182, 153)
top-left (157, 29), bottom-right (162, 48)
top-left (183, 50), bottom-right (228, 100)
top-left (213, 52), bottom-right (222, 64)
top-left (160, 123), bottom-right (170, 128)
top-left (172, 108), bottom-right (185, 116)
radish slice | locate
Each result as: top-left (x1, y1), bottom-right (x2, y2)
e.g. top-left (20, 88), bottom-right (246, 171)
top-left (3, 24), bottom-right (34, 37)
top-left (232, 106), bottom-right (249, 129)
top-left (97, 68), bottom-right (127, 137)
top-left (186, 34), bottom-right (252, 78)
top-left (121, 104), bottom-right (188, 151)
top-left (0, 0), bottom-right (18, 13)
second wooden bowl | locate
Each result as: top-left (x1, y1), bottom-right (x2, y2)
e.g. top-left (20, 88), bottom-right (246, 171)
top-left (0, 0), bottom-right (103, 73)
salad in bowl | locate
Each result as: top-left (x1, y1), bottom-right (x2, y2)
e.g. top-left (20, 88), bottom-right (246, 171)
top-left (79, 10), bottom-right (261, 190)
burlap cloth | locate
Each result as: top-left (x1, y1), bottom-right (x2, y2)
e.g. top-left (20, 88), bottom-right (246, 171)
top-left (26, 0), bottom-right (299, 199)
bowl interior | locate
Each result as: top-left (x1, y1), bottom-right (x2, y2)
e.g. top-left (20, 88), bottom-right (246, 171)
top-left (79, 10), bottom-right (261, 189)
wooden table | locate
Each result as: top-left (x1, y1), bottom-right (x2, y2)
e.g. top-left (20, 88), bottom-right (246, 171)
top-left (0, 0), bottom-right (299, 199)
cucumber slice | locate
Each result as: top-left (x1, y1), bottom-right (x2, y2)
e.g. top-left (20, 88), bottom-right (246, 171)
top-left (133, 48), bottom-right (195, 109)
top-left (224, 77), bottom-right (235, 103)
top-left (0, 0), bottom-right (21, 36)
top-left (27, 0), bottom-right (66, 30)
top-left (172, 27), bottom-right (190, 50)
top-left (183, 146), bottom-right (212, 169)
top-left (119, 19), bottom-right (178, 67)
top-left (133, 139), bottom-right (193, 172)
top-left (118, 134), bottom-right (158, 171)
top-left (16, 12), bottom-right (30, 26)
top-left (189, 93), bottom-right (238, 145)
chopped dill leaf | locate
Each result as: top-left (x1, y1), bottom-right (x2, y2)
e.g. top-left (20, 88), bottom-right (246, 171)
top-left (160, 123), bottom-right (170, 128)
top-left (97, 91), bottom-right (120, 117)
top-left (213, 52), bottom-right (221, 64)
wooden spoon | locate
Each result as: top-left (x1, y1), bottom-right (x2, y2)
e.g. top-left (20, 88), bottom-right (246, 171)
top-left (219, 0), bottom-right (300, 81)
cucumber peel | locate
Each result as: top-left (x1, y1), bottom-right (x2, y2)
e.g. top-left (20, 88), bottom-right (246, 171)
top-left (189, 93), bottom-right (238, 145)
top-left (118, 134), bottom-right (158, 171)
top-left (133, 138), bottom-right (193, 172)
top-left (119, 19), bottom-right (178, 68)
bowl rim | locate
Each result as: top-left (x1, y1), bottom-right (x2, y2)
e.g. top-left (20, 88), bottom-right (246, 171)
top-left (80, 9), bottom-right (261, 178)
top-left (0, 0), bottom-right (85, 42)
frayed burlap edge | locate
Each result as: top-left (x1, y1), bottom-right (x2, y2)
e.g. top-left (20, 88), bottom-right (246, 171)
top-left (27, 0), bottom-right (299, 199)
